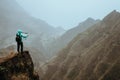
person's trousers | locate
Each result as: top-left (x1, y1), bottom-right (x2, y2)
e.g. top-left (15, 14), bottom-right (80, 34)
top-left (17, 42), bottom-right (23, 52)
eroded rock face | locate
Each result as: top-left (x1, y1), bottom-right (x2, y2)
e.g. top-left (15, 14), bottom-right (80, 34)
top-left (0, 51), bottom-right (39, 80)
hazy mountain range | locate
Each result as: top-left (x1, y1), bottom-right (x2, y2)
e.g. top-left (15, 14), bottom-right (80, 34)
top-left (0, 0), bottom-right (65, 56)
top-left (43, 10), bottom-right (120, 80)
top-left (46, 18), bottom-right (100, 58)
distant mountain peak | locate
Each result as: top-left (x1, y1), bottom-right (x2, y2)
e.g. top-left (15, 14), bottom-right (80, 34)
top-left (103, 10), bottom-right (120, 21)
top-left (78, 17), bottom-right (97, 26)
top-left (109, 10), bottom-right (120, 15)
top-left (86, 17), bottom-right (95, 22)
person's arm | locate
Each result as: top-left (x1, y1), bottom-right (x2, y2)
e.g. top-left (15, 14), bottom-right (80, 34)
top-left (21, 33), bottom-right (28, 38)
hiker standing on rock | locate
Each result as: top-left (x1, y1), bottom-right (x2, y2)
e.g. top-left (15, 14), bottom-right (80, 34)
top-left (15, 29), bottom-right (28, 52)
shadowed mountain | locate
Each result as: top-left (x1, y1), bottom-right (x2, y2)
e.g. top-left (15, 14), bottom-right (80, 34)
top-left (43, 10), bottom-right (120, 80)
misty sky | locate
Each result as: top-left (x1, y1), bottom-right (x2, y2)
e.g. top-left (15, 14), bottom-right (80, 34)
top-left (16, 0), bottom-right (120, 29)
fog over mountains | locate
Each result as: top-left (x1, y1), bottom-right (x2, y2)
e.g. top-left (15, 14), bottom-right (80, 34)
top-left (0, 0), bottom-right (120, 80)
top-left (0, 0), bottom-right (65, 56)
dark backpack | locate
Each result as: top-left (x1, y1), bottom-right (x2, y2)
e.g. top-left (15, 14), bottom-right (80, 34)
top-left (16, 34), bottom-right (22, 42)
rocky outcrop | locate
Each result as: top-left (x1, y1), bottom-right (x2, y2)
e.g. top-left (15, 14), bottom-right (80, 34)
top-left (0, 51), bottom-right (39, 80)
top-left (43, 10), bottom-right (120, 80)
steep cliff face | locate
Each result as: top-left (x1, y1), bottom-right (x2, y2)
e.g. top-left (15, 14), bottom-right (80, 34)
top-left (43, 10), bottom-right (120, 80)
top-left (0, 51), bottom-right (39, 80)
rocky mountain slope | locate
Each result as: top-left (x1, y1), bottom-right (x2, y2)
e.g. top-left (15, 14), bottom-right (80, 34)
top-left (43, 10), bottom-right (120, 80)
top-left (47, 18), bottom-right (100, 58)
top-left (0, 51), bottom-right (39, 80)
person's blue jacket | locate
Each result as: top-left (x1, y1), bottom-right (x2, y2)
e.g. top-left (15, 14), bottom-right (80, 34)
top-left (16, 29), bottom-right (28, 41)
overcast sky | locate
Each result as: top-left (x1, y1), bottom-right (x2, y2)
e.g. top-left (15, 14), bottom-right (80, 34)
top-left (16, 0), bottom-right (120, 29)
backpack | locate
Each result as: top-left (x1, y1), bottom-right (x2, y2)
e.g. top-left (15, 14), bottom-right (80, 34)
top-left (16, 34), bottom-right (22, 42)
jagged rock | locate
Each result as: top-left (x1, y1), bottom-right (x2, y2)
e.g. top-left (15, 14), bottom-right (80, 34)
top-left (0, 51), bottom-right (39, 80)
